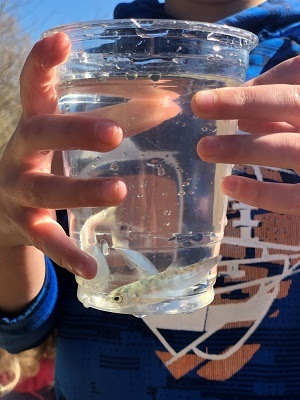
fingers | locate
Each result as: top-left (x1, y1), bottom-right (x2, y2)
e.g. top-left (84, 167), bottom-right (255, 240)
top-left (75, 78), bottom-right (181, 99)
top-left (246, 55), bottom-right (300, 86)
top-left (19, 209), bottom-right (97, 278)
top-left (82, 82), bottom-right (181, 137)
top-left (198, 132), bottom-right (300, 215)
top-left (238, 120), bottom-right (298, 134)
top-left (85, 98), bottom-right (181, 137)
top-left (14, 115), bottom-right (123, 161)
top-left (20, 33), bottom-right (71, 118)
top-left (16, 174), bottom-right (127, 209)
top-left (221, 176), bottom-right (300, 215)
top-left (197, 133), bottom-right (300, 173)
top-left (191, 84), bottom-right (300, 127)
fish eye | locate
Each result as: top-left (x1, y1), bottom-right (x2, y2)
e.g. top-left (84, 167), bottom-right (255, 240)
top-left (113, 295), bottom-right (123, 304)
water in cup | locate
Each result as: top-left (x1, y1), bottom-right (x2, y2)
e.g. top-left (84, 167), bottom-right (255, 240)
top-left (45, 19), bottom-right (258, 315)
top-left (58, 74), bottom-right (239, 315)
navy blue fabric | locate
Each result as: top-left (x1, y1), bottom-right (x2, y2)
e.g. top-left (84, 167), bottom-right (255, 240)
top-left (0, 257), bottom-right (58, 354)
top-left (115, 0), bottom-right (300, 80)
top-left (115, 0), bottom-right (168, 19)
top-left (1, 1), bottom-right (300, 399)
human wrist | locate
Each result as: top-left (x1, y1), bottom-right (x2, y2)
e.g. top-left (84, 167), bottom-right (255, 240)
top-left (0, 244), bottom-right (46, 314)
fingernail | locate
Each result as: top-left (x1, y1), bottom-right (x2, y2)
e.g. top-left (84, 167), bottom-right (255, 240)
top-left (222, 177), bottom-right (238, 195)
top-left (198, 137), bottom-right (221, 155)
top-left (196, 91), bottom-right (216, 112)
top-left (43, 32), bottom-right (70, 53)
top-left (74, 263), bottom-right (88, 278)
top-left (74, 261), bottom-right (97, 279)
top-left (101, 179), bottom-right (127, 202)
top-left (96, 122), bottom-right (123, 146)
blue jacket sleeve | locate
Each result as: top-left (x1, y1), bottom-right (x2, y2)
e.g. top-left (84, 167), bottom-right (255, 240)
top-left (0, 257), bottom-right (58, 354)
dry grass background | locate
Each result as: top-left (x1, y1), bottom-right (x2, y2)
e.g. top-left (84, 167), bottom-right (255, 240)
top-left (0, 0), bottom-right (31, 156)
top-left (0, 3), bottom-right (51, 397)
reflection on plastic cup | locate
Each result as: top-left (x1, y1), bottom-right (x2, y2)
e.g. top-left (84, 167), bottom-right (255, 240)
top-left (43, 20), bottom-right (258, 316)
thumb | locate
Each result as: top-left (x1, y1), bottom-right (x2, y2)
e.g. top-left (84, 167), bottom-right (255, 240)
top-left (20, 32), bottom-right (71, 118)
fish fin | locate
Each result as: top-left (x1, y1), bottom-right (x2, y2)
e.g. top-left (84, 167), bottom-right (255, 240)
top-left (166, 258), bottom-right (186, 270)
top-left (115, 248), bottom-right (159, 276)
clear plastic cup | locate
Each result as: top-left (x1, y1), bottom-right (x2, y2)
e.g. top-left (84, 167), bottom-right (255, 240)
top-left (43, 20), bottom-right (258, 316)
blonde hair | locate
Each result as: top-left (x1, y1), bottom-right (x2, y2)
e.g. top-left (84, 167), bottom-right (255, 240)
top-left (0, 332), bottom-right (56, 397)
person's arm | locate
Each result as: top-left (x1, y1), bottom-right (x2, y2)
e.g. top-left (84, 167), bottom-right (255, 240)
top-left (0, 33), bottom-right (126, 330)
top-left (0, 246), bottom-right (45, 314)
top-left (0, 257), bottom-right (58, 353)
top-left (0, 30), bottom-right (180, 323)
top-left (193, 56), bottom-right (300, 215)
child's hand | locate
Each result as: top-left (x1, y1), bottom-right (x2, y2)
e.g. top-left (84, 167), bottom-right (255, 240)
top-left (0, 33), bottom-right (126, 279)
top-left (193, 56), bottom-right (300, 215)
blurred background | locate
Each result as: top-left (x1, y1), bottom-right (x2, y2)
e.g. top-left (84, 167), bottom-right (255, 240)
top-left (19, 0), bottom-right (136, 42)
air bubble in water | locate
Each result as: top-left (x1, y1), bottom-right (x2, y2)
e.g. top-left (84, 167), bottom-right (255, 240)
top-left (96, 72), bottom-right (109, 82)
top-left (157, 166), bottom-right (165, 176)
top-left (110, 162), bottom-right (119, 171)
top-left (148, 72), bottom-right (161, 82)
top-left (183, 240), bottom-right (193, 247)
top-left (147, 158), bottom-right (162, 167)
top-left (213, 44), bottom-right (221, 52)
top-left (125, 71), bottom-right (138, 80)
top-left (83, 72), bottom-right (93, 79)
top-left (120, 224), bottom-right (129, 232)
top-left (62, 105), bottom-right (71, 112)
top-left (182, 182), bottom-right (190, 187)
top-left (100, 240), bottom-right (109, 256)
top-left (191, 233), bottom-right (203, 242)
top-left (178, 191), bottom-right (185, 196)
top-left (78, 49), bottom-right (87, 61)
top-left (171, 58), bottom-right (187, 66)
top-left (164, 210), bottom-right (171, 216)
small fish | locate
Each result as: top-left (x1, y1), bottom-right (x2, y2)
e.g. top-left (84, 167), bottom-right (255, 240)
top-left (114, 247), bottom-right (159, 277)
top-left (105, 256), bottom-right (220, 307)
top-left (79, 207), bottom-right (159, 287)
